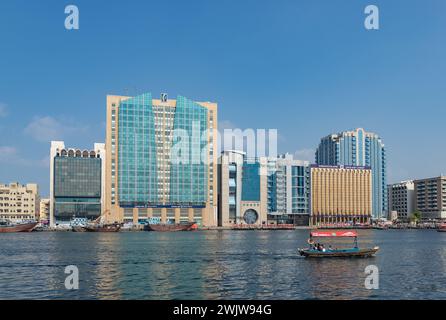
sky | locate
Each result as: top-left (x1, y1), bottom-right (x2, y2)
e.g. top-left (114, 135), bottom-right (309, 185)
top-left (0, 0), bottom-right (446, 196)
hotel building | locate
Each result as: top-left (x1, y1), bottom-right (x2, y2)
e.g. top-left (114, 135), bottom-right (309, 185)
top-left (105, 93), bottom-right (218, 226)
top-left (387, 181), bottom-right (415, 221)
top-left (315, 128), bottom-right (387, 220)
top-left (310, 165), bottom-right (372, 226)
top-left (218, 151), bottom-right (268, 227)
top-left (50, 141), bottom-right (105, 226)
top-left (0, 182), bottom-right (39, 222)
top-left (267, 154), bottom-right (311, 226)
top-left (414, 176), bottom-right (446, 220)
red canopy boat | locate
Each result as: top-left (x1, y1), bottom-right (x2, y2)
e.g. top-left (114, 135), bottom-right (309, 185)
top-left (298, 230), bottom-right (379, 258)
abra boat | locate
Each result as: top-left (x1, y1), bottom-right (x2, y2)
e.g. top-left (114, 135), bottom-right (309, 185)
top-left (298, 230), bottom-right (379, 258)
top-left (0, 221), bottom-right (38, 233)
top-left (144, 222), bottom-right (196, 232)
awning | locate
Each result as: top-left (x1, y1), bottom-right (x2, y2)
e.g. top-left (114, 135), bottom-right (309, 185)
top-left (310, 231), bottom-right (358, 238)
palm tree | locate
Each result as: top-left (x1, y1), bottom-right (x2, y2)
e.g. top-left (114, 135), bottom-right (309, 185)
top-left (411, 210), bottom-right (422, 224)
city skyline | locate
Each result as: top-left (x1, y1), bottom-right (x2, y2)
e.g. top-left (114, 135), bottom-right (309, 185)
top-left (1, 0), bottom-right (446, 196)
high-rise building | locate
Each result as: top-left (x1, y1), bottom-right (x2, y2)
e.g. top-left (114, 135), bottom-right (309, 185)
top-left (50, 141), bottom-right (105, 226)
top-left (315, 128), bottom-right (387, 219)
top-left (267, 154), bottom-right (311, 226)
top-left (218, 151), bottom-right (268, 226)
top-left (414, 176), bottom-right (446, 220)
top-left (387, 181), bottom-right (415, 221)
top-left (105, 93), bottom-right (218, 226)
top-left (310, 165), bottom-right (372, 226)
top-left (0, 182), bottom-right (39, 222)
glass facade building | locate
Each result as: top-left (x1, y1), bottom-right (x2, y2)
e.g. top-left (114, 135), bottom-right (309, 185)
top-left (50, 142), bottom-right (105, 225)
top-left (106, 93), bottom-right (218, 226)
top-left (315, 128), bottom-right (387, 219)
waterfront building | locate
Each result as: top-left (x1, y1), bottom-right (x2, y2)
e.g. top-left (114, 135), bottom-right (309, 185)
top-left (387, 181), bottom-right (415, 221)
top-left (315, 128), bottom-right (387, 220)
top-left (50, 141), bottom-right (105, 226)
top-left (267, 154), bottom-right (311, 226)
top-left (217, 151), bottom-right (268, 227)
top-left (0, 182), bottom-right (39, 222)
top-left (414, 176), bottom-right (446, 220)
top-left (310, 165), bottom-right (372, 226)
top-left (105, 93), bottom-right (218, 226)
top-left (39, 198), bottom-right (50, 223)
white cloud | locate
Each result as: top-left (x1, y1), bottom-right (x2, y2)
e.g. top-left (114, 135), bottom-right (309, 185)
top-left (24, 116), bottom-right (89, 143)
top-left (0, 103), bottom-right (8, 118)
top-left (0, 146), bottom-right (49, 168)
top-left (294, 148), bottom-right (315, 162)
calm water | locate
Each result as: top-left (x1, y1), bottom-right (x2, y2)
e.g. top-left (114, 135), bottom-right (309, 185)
top-left (1, 230), bottom-right (446, 300)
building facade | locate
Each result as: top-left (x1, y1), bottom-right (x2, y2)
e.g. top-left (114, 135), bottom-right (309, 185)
top-left (0, 182), bottom-right (39, 222)
top-left (414, 176), bottom-right (446, 220)
top-left (105, 93), bottom-right (218, 226)
top-left (387, 181), bottom-right (415, 221)
top-left (217, 151), bottom-right (268, 227)
top-left (315, 128), bottom-right (387, 220)
top-left (267, 154), bottom-right (311, 226)
top-left (50, 141), bottom-right (105, 226)
top-left (310, 165), bottom-right (372, 226)
top-left (39, 198), bottom-right (50, 223)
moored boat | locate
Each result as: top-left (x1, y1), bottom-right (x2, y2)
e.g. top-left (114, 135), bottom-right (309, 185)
top-left (84, 223), bottom-right (121, 232)
top-left (0, 221), bottom-right (38, 233)
top-left (437, 223), bottom-right (446, 232)
top-left (144, 222), bottom-right (196, 232)
top-left (298, 230), bottom-right (379, 258)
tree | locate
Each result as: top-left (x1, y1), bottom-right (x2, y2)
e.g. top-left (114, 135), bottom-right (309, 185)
top-left (411, 210), bottom-right (422, 224)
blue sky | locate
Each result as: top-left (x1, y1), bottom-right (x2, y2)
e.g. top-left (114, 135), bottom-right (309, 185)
top-left (1, 0), bottom-right (446, 196)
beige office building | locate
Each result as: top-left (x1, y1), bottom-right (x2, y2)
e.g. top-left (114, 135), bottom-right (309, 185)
top-left (105, 92), bottom-right (218, 226)
top-left (310, 165), bottom-right (372, 226)
top-left (0, 182), bottom-right (40, 221)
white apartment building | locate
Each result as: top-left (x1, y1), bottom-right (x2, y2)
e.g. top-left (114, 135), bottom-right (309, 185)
top-left (0, 182), bottom-right (40, 221)
top-left (388, 180), bottom-right (415, 221)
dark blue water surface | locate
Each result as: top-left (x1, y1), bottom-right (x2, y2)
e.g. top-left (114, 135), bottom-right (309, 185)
top-left (1, 230), bottom-right (445, 300)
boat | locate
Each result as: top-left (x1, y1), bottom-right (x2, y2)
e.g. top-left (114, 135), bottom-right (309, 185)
top-left (84, 223), bottom-right (121, 232)
top-left (0, 221), bottom-right (38, 233)
top-left (437, 223), bottom-right (446, 232)
top-left (144, 222), bottom-right (196, 232)
top-left (72, 226), bottom-right (87, 232)
top-left (298, 230), bottom-right (379, 258)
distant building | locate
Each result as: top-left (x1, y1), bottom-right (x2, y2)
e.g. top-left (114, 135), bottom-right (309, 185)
top-left (267, 154), bottom-right (311, 226)
top-left (39, 198), bottom-right (50, 223)
top-left (0, 182), bottom-right (39, 222)
top-left (310, 165), bottom-right (372, 226)
top-left (50, 141), bottom-right (105, 226)
top-left (218, 151), bottom-right (268, 226)
top-left (387, 181), bottom-right (415, 221)
top-left (105, 93), bottom-right (218, 226)
top-left (414, 176), bottom-right (446, 220)
top-left (315, 128), bottom-right (387, 220)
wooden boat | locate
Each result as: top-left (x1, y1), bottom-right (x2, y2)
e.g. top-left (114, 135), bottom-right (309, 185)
top-left (72, 226), bottom-right (87, 232)
top-left (144, 222), bottom-right (196, 232)
top-left (298, 230), bottom-right (379, 258)
top-left (0, 221), bottom-right (38, 233)
top-left (84, 223), bottom-right (121, 232)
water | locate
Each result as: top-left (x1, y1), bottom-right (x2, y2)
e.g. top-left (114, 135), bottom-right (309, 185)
top-left (1, 229), bottom-right (446, 300)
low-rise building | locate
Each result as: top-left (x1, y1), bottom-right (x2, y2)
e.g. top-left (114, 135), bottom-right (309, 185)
top-left (0, 182), bottom-right (40, 221)
top-left (387, 181), bottom-right (415, 221)
top-left (414, 176), bottom-right (446, 220)
top-left (39, 198), bottom-right (50, 223)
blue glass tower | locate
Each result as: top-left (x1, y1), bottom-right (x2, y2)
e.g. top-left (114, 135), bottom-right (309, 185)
top-left (315, 128), bottom-right (387, 219)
